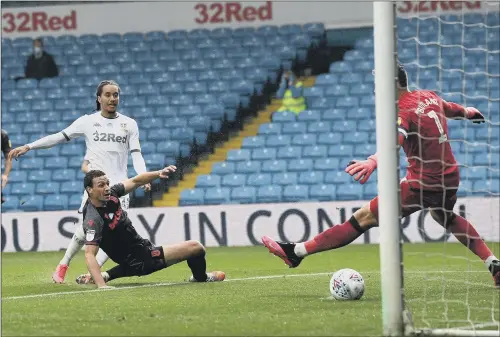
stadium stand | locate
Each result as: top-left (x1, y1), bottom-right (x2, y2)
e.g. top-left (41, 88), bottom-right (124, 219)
top-left (1, 13), bottom-right (499, 211)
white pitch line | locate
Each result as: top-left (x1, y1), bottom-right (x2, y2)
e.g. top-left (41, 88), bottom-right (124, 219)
top-left (1, 270), bottom-right (488, 301)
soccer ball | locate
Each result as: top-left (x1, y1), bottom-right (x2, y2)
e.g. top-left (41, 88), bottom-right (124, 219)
top-left (329, 268), bottom-right (365, 300)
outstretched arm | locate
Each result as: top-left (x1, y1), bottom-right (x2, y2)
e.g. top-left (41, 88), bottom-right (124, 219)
top-left (131, 151), bottom-right (151, 192)
top-left (8, 132), bottom-right (67, 160)
top-left (442, 101), bottom-right (485, 123)
top-left (121, 165), bottom-right (176, 195)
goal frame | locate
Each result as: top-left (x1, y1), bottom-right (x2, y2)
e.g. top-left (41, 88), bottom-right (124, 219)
top-left (374, 2), bottom-right (499, 337)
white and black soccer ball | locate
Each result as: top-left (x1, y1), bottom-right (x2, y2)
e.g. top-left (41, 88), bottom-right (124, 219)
top-left (329, 268), bottom-right (365, 300)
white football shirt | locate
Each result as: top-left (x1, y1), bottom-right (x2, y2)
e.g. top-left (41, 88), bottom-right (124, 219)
top-left (62, 111), bottom-right (141, 185)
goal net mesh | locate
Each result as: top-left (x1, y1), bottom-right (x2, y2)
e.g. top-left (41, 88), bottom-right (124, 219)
top-left (395, 2), bottom-right (500, 336)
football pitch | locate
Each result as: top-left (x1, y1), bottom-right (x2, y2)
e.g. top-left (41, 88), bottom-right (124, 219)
top-left (2, 243), bottom-right (499, 336)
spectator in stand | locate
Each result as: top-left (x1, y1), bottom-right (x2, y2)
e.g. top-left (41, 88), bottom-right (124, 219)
top-left (24, 38), bottom-right (59, 81)
top-left (276, 71), bottom-right (306, 115)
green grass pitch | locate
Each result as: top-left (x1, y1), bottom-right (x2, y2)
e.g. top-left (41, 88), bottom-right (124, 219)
top-left (2, 243), bottom-right (499, 336)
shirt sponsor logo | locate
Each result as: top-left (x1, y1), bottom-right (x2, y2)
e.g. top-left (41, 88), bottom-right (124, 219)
top-left (86, 229), bottom-right (95, 241)
top-left (92, 132), bottom-right (128, 143)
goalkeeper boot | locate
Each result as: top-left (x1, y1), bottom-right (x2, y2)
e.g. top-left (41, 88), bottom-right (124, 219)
top-left (189, 271), bottom-right (225, 282)
top-left (52, 264), bottom-right (68, 284)
top-left (488, 260), bottom-right (500, 288)
top-left (261, 236), bottom-right (303, 268)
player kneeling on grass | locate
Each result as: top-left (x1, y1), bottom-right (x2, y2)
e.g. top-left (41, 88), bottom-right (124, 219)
top-left (261, 63), bottom-right (500, 288)
top-left (77, 167), bottom-right (225, 288)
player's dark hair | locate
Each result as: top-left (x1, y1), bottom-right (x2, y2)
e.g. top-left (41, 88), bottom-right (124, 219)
top-left (95, 80), bottom-right (120, 111)
top-left (33, 38), bottom-right (43, 47)
top-left (397, 63), bottom-right (408, 88)
top-left (84, 170), bottom-right (106, 191)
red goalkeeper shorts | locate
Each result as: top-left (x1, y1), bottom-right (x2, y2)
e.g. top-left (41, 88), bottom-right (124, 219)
top-left (369, 178), bottom-right (458, 220)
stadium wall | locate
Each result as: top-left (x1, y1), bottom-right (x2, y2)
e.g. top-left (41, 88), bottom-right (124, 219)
top-left (2, 1), bottom-right (498, 39)
top-left (2, 197), bottom-right (498, 252)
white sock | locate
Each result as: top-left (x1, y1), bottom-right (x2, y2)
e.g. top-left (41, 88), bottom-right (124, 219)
top-left (59, 225), bottom-right (85, 266)
top-left (96, 249), bottom-right (109, 267)
top-left (101, 272), bottom-right (109, 282)
top-left (485, 255), bottom-right (498, 270)
top-left (294, 243), bottom-right (308, 258)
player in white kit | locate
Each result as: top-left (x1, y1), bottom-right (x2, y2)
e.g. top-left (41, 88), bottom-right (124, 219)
top-left (8, 80), bottom-right (151, 283)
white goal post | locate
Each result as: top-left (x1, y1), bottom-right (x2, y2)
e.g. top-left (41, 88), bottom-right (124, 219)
top-left (375, 1), bottom-right (499, 337)
top-left (373, 2), bottom-right (405, 336)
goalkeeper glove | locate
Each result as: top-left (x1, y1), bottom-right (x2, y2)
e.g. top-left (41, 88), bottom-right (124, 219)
top-left (466, 107), bottom-right (485, 124)
top-left (345, 155), bottom-right (377, 185)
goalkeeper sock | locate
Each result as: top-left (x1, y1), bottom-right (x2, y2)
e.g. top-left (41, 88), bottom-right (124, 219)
top-left (187, 251), bottom-right (208, 282)
top-left (485, 256), bottom-right (499, 271)
top-left (449, 215), bottom-right (493, 262)
top-left (296, 216), bottom-right (366, 257)
top-left (96, 249), bottom-right (110, 267)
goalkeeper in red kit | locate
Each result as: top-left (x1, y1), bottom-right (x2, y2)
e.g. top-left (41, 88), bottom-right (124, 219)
top-left (261, 63), bottom-right (500, 287)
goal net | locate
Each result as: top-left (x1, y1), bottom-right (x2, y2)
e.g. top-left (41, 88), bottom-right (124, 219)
top-left (390, 2), bottom-right (500, 336)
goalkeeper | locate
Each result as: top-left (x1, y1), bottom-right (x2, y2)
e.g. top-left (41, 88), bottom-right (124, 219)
top-left (261, 64), bottom-right (500, 288)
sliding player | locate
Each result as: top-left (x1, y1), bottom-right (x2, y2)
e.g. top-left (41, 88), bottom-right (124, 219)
top-left (8, 80), bottom-right (151, 284)
top-left (79, 167), bottom-right (225, 288)
top-left (261, 64), bottom-right (500, 287)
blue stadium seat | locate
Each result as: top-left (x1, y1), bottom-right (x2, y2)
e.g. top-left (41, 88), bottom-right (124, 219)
top-left (7, 170), bottom-right (27, 184)
top-left (20, 158), bottom-right (44, 170)
top-left (28, 170), bottom-right (52, 183)
top-left (283, 185), bottom-right (309, 202)
top-left (314, 158), bottom-right (340, 171)
top-left (170, 127), bottom-right (194, 143)
top-left (2, 195), bottom-right (20, 212)
top-left (309, 184), bottom-right (337, 201)
top-left (291, 134), bottom-right (316, 146)
top-left (261, 160), bottom-right (287, 173)
top-left (242, 136), bottom-right (266, 149)
top-left (10, 182), bottom-right (35, 196)
top-left (257, 185), bottom-right (282, 203)
top-left (230, 186), bottom-right (256, 204)
top-left (204, 187), bottom-right (230, 205)
top-left (36, 182), bottom-right (60, 195)
top-left (273, 172), bottom-right (298, 186)
top-left (221, 174), bottom-right (246, 187)
top-left (302, 145), bottom-right (327, 159)
top-left (299, 171), bottom-right (324, 185)
top-left (196, 174), bottom-right (221, 188)
top-left (287, 159), bottom-right (313, 172)
top-left (282, 122), bottom-right (307, 135)
top-left (259, 123), bottom-right (281, 135)
top-left (252, 148), bottom-right (276, 161)
top-left (19, 195), bottom-right (44, 212)
top-left (179, 189), bottom-right (204, 206)
top-left (329, 145), bottom-right (354, 158)
top-left (61, 181), bottom-right (82, 195)
top-left (236, 161), bottom-right (261, 174)
top-left (277, 146), bottom-right (301, 160)
top-left (337, 184), bottom-right (364, 201)
top-left (211, 162), bottom-right (235, 175)
top-left (325, 171), bottom-right (351, 185)
top-left (44, 194), bottom-right (69, 211)
top-left (157, 141), bottom-right (180, 157)
top-left (227, 149), bottom-right (251, 162)
top-left (144, 154), bottom-right (165, 169)
top-left (52, 169), bottom-right (76, 182)
top-left (272, 111), bottom-right (296, 123)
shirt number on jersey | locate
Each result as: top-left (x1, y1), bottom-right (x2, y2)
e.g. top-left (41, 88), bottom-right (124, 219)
top-left (427, 110), bottom-right (448, 144)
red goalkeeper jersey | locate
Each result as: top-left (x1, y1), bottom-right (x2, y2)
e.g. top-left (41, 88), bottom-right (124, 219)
top-left (398, 90), bottom-right (460, 191)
